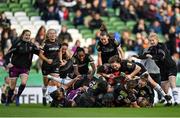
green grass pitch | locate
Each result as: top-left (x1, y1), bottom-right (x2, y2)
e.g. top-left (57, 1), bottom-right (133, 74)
top-left (0, 104), bottom-right (180, 117)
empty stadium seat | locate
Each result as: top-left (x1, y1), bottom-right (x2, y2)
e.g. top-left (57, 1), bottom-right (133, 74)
top-left (11, 8), bottom-right (23, 13)
top-left (46, 20), bottom-right (59, 26)
top-left (16, 16), bottom-right (29, 22)
top-left (109, 17), bottom-right (119, 22)
top-left (47, 24), bottom-right (61, 34)
top-left (14, 11), bottom-right (26, 17)
top-left (33, 20), bottom-right (46, 27)
top-left (11, 24), bottom-right (22, 35)
top-left (22, 4), bottom-right (32, 9)
top-left (0, 3), bottom-right (8, 8)
top-left (4, 11), bottom-right (13, 17)
top-left (9, 3), bottom-right (20, 9)
top-left (30, 16), bottom-right (41, 22)
top-left (10, 20), bottom-right (18, 25)
top-left (20, 21), bottom-right (32, 26)
top-left (11, 24), bottom-right (21, 29)
top-left (19, 0), bottom-right (31, 4)
top-left (86, 38), bottom-right (93, 46)
top-left (27, 11), bottom-right (39, 17)
top-left (67, 28), bottom-right (79, 34)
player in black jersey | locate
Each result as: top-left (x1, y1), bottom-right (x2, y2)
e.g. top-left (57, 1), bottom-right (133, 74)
top-left (109, 55), bottom-right (172, 103)
top-left (114, 74), bottom-right (154, 107)
top-left (72, 47), bottom-right (96, 89)
top-left (96, 25), bottom-right (124, 66)
top-left (113, 79), bottom-right (140, 107)
top-left (59, 42), bottom-right (73, 78)
top-left (109, 55), bottom-right (142, 79)
top-left (4, 30), bottom-right (51, 106)
top-left (146, 32), bottom-right (178, 106)
top-left (136, 74), bottom-right (154, 107)
top-left (76, 76), bottom-right (108, 107)
top-left (41, 29), bottom-right (61, 106)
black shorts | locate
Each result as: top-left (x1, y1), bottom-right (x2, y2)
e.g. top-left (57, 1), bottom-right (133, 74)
top-left (160, 67), bottom-right (177, 81)
top-left (149, 73), bottom-right (161, 84)
top-left (42, 66), bottom-right (59, 76)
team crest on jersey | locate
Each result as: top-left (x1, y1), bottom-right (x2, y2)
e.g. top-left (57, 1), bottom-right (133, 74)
top-left (127, 62), bottom-right (132, 68)
top-left (114, 41), bottom-right (119, 46)
top-left (140, 90), bottom-right (146, 96)
top-left (96, 45), bottom-right (100, 50)
top-left (89, 80), bottom-right (98, 89)
top-left (119, 90), bottom-right (128, 97)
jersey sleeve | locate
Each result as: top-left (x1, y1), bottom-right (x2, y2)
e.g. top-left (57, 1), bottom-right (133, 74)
top-left (32, 44), bottom-right (40, 55)
top-left (151, 44), bottom-right (166, 61)
top-left (43, 44), bottom-right (48, 52)
top-left (58, 43), bottom-right (61, 51)
top-left (72, 57), bottom-right (78, 66)
top-left (96, 42), bottom-right (102, 52)
top-left (3, 41), bottom-right (20, 66)
top-left (88, 55), bottom-right (94, 63)
top-left (122, 61), bottom-right (136, 71)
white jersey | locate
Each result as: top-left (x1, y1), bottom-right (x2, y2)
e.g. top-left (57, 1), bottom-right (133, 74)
top-left (47, 85), bottom-right (58, 102)
top-left (47, 75), bottom-right (72, 85)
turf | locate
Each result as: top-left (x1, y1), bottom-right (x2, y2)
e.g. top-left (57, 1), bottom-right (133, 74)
top-left (0, 104), bottom-right (180, 117)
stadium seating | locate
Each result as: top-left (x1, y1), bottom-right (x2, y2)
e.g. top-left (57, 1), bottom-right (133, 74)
top-left (19, 0), bottom-right (31, 4)
top-left (109, 17), bottom-right (119, 22)
top-left (30, 16), bottom-right (41, 22)
top-left (107, 8), bottom-right (115, 17)
top-left (14, 11), bottom-right (26, 17)
top-left (0, 3), bottom-right (8, 9)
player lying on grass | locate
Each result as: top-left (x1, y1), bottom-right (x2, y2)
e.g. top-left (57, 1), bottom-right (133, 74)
top-left (47, 75), bottom-right (108, 107)
top-left (47, 71), bottom-right (154, 108)
top-left (47, 75), bottom-right (81, 107)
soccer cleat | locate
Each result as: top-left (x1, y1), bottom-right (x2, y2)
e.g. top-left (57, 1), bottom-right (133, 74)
top-left (15, 97), bottom-right (20, 106)
top-left (165, 102), bottom-right (172, 107)
top-left (174, 102), bottom-right (179, 106)
top-left (5, 101), bottom-right (9, 106)
top-left (43, 97), bottom-right (47, 106)
top-left (164, 95), bottom-right (172, 101)
top-left (159, 99), bottom-right (165, 104)
top-left (5, 98), bottom-right (11, 106)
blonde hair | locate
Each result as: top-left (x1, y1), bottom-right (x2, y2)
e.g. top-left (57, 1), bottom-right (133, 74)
top-left (46, 29), bottom-right (57, 40)
top-left (148, 32), bottom-right (159, 41)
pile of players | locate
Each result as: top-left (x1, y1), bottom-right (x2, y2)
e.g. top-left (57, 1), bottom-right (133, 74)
top-left (48, 64), bottom-right (155, 108)
top-left (2, 25), bottom-right (178, 107)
